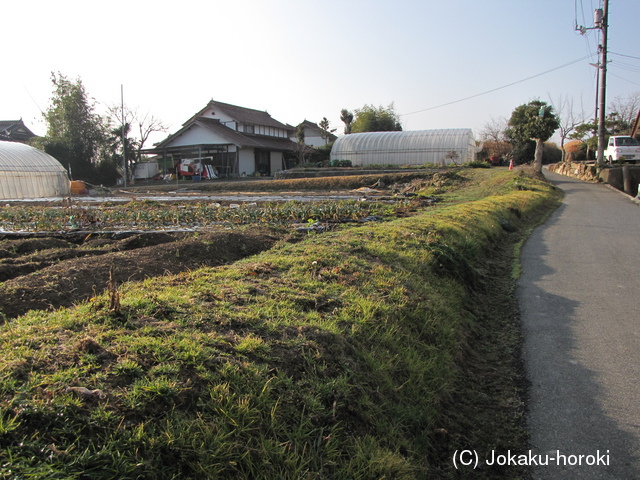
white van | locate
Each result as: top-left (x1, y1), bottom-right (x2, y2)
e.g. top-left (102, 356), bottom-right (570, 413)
top-left (604, 136), bottom-right (640, 163)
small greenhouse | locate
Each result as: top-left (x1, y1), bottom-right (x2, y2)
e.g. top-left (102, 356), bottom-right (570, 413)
top-left (0, 141), bottom-right (70, 200)
top-left (330, 129), bottom-right (477, 166)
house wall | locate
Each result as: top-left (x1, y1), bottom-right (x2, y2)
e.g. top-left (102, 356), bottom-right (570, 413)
top-left (289, 125), bottom-right (333, 148)
top-left (303, 129), bottom-right (327, 148)
top-left (168, 125), bottom-right (228, 147)
top-left (239, 149), bottom-right (255, 176)
top-left (201, 106), bottom-right (237, 130)
top-left (238, 124), bottom-right (288, 138)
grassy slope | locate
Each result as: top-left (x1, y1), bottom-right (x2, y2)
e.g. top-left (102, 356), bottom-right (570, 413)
top-left (0, 169), bottom-right (561, 479)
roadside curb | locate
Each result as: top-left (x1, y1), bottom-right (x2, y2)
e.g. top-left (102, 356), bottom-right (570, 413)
top-left (544, 166), bottom-right (640, 206)
top-left (603, 183), bottom-right (640, 206)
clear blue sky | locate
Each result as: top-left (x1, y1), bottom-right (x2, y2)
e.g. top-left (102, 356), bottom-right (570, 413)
top-left (3, 0), bottom-right (638, 145)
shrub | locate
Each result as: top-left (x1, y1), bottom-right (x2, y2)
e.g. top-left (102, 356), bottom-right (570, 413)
top-left (330, 159), bottom-right (352, 167)
top-left (466, 161), bottom-right (491, 169)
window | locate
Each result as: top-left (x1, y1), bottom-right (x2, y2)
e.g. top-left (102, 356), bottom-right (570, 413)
top-left (243, 125), bottom-right (255, 134)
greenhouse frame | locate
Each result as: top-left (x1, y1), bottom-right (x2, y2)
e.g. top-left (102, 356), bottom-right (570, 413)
top-left (0, 141), bottom-right (70, 200)
top-left (330, 129), bottom-right (477, 166)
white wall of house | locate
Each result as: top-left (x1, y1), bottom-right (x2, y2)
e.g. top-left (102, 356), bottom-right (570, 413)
top-left (289, 126), bottom-right (329, 148)
top-left (303, 133), bottom-right (327, 148)
top-left (201, 106), bottom-right (237, 130)
top-left (168, 125), bottom-right (228, 147)
top-left (239, 149), bottom-right (255, 176)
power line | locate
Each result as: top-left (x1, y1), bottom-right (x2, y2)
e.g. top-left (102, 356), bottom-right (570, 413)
top-left (608, 71), bottom-right (640, 86)
top-left (607, 52), bottom-right (640, 85)
top-left (609, 51), bottom-right (640, 61)
top-left (401, 54), bottom-right (596, 117)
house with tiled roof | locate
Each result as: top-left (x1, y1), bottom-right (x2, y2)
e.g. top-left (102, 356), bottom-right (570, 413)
top-left (0, 119), bottom-right (37, 143)
top-left (294, 120), bottom-right (337, 148)
top-left (148, 100), bottom-right (298, 177)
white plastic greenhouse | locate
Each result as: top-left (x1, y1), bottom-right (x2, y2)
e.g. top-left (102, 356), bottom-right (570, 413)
top-left (0, 141), bottom-right (70, 200)
top-left (330, 129), bottom-right (477, 166)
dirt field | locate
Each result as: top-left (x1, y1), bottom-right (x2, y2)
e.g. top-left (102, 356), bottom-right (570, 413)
top-left (0, 172), bottom-right (455, 322)
top-left (0, 228), bottom-right (282, 321)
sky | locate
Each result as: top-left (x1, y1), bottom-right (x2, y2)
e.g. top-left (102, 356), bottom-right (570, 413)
top-left (2, 0), bottom-right (639, 147)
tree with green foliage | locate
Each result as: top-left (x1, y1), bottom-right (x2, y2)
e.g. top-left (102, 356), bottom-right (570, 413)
top-left (351, 103), bottom-right (402, 133)
top-left (104, 121), bottom-right (138, 184)
top-left (34, 73), bottom-right (110, 183)
top-left (294, 122), bottom-right (308, 164)
top-left (505, 100), bottom-right (559, 172)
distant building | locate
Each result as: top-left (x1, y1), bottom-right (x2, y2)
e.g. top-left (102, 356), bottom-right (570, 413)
top-left (293, 120), bottom-right (337, 148)
top-left (0, 119), bottom-right (37, 143)
top-left (148, 100), bottom-right (299, 177)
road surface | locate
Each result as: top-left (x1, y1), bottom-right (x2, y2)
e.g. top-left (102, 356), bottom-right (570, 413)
top-left (519, 169), bottom-right (640, 479)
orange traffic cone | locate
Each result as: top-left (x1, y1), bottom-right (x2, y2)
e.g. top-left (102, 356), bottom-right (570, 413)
top-left (509, 159), bottom-right (514, 170)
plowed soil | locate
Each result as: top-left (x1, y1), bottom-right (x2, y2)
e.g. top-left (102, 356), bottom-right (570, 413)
top-left (0, 228), bottom-right (282, 321)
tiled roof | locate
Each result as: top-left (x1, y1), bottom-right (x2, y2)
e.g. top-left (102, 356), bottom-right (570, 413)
top-left (195, 117), bottom-right (297, 151)
top-left (0, 119), bottom-right (37, 142)
top-left (189, 100), bottom-right (293, 131)
top-left (153, 116), bottom-right (297, 153)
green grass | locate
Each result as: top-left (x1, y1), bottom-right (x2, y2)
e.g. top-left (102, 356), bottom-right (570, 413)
top-left (0, 168), bottom-right (561, 479)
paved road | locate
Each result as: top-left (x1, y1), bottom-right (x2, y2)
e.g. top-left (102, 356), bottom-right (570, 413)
top-left (519, 169), bottom-right (640, 479)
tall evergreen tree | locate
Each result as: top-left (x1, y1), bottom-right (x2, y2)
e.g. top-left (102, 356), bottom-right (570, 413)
top-left (36, 72), bottom-right (109, 182)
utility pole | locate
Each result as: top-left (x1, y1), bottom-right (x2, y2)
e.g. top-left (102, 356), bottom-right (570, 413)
top-left (577, 1), bottom-right (609, 166)
top-left (589, 63), bottom-right (600, 160)
top-left (596, 0), bottom-right (609, 167)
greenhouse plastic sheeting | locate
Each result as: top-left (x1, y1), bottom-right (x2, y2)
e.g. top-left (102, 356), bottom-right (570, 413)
top-left (330, 129), bottom-right (477, 166)
top-left (0, 141), bottom-right (70, 200)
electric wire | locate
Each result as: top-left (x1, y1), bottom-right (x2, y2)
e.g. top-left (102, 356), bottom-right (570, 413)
top-left (401, 54), bottom-right (596, 117)
top-left (608, 71), bottom-right (640, 87)
top-left (608, 52), bottom-right (640, 84)
top-left (610, 51), bottom-right (640, 61)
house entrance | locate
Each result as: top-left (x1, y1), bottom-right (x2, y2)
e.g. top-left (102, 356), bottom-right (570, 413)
top-left (255, 150), bottom-right (270, 176)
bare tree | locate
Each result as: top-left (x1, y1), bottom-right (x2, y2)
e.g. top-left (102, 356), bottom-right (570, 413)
top-left (445, 150), bottom-right (460, 165)
top-left (550, 94), bottom-right (586, 162)
top-left (107, 105), bottom-right (168, 164)
top-left (608, 91), bottom-right (640, 135)
top-left (135, 111), bottom-right (167, 161)
top-left (479, 116), bottom-right (510, 159)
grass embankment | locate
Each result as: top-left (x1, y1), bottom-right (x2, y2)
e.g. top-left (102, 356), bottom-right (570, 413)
top-left (0, 169), bottom-right (560, 479)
